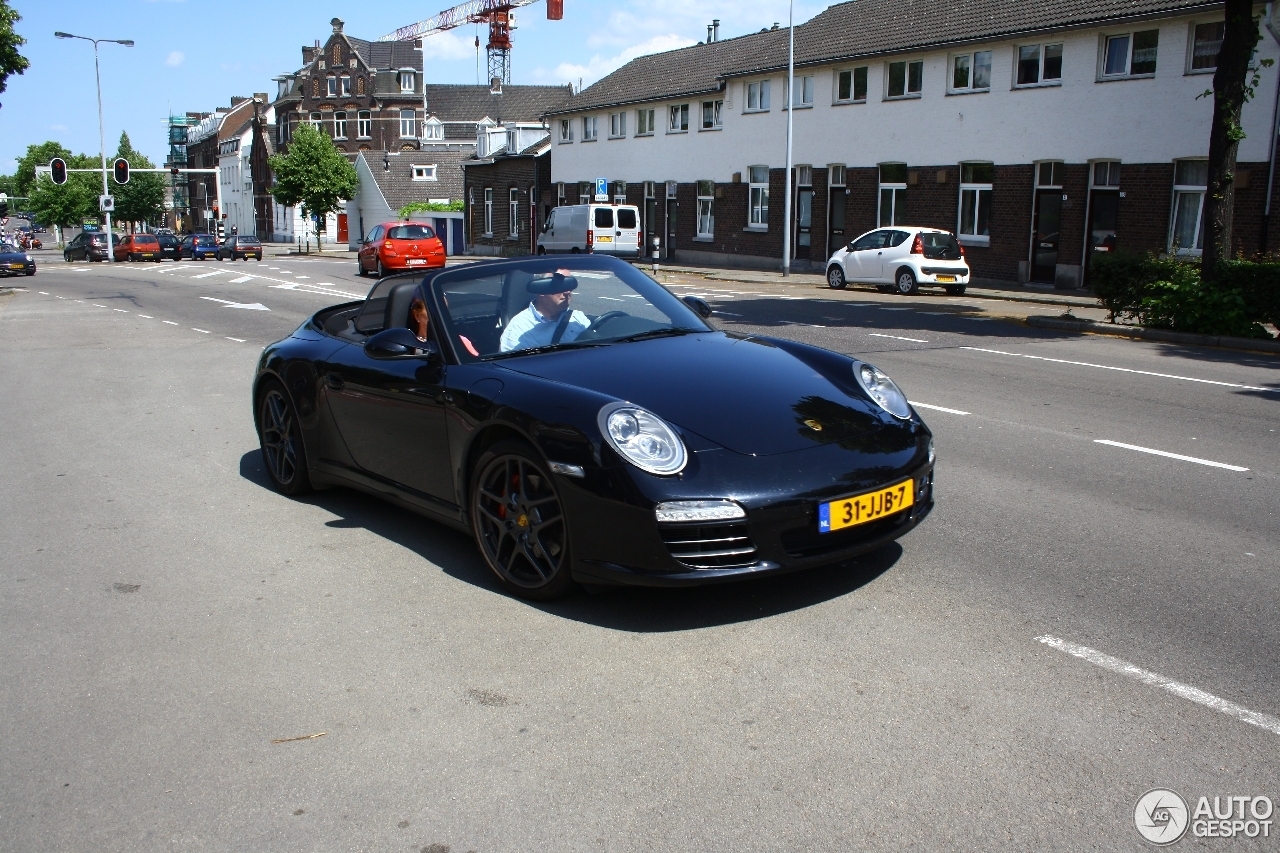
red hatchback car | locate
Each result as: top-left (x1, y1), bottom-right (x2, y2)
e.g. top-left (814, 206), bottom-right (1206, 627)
top-left (358, 222), bottom-right (445, 277)
top-left (115, 233), bottom-right (163, 262)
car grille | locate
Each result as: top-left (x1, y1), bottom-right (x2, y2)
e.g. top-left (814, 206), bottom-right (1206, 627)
top-left (779, 510), bottom-right (911, 559)
top-left (659, 523), bottom-right (759, 570)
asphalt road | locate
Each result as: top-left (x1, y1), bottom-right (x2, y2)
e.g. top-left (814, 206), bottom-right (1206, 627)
top-left (1, 253), bottom-right (1278, 851)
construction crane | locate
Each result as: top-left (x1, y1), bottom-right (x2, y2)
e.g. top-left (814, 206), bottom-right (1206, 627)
top-left (379, 0), bottom-right (563, 88)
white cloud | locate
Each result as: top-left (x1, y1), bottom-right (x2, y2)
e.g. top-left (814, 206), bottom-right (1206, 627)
top-left (530, 33), bottom-right (696, 87)
top-left (165, 51), bottom-right (185, 67)
top-left (420, 31), bottom-right (477, 61)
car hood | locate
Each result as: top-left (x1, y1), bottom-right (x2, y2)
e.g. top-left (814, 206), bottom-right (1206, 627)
top-left (497, 332), bottom-right (891, 456)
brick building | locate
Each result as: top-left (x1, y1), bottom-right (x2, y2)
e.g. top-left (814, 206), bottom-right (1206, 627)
top-left (463, 139), bottom-right (552, 256)
top-left (547, 0), bottom-right (1280, 287)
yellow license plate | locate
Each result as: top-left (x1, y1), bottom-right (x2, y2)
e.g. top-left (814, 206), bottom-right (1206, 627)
top-left (8, 263), bottom-right (24, 269)
top-left (818, 480), bottom-right (914, 533)
top-left (141, 253), bottom-right (154, 257)
top-left (597, 235), bottom-right (613, 242)
top-left (936, 275), bottom-right (956, 282)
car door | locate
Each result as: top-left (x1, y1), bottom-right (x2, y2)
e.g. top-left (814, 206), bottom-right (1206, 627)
top-left (321, 284), bottom-right (455, 508)
top-left (359, 225), bottom-right (382, 272)
top-left (875, 230), bottom-right (912, 281)
top-left (842, 230), bottom-right (887, 281)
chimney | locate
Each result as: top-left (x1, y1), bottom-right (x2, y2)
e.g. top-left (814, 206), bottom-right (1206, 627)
top-left (253, 92), bottom-right (269, 102)
top-left (713, 19), bottom-right (720, 42)
top-left (230, 96), bottom-right (249, 107)
top-left (331, 18), bottom-right (344, 34)
top-left (707, 24), bottom-right (713, 43)
top-left (771, 22), bottom-right (780, 30)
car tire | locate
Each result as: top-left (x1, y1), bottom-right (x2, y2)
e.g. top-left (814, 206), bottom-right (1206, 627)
top-left (827, 265), bottom-right (847, 289)
top-left (570, 247), bottom-right (580, 254)
top-left (537, 246), bottom-right (546, 255)
top-left (356, 259), bottom-right (366, 276)
top-left (895, 268), bottom-right (919, 296)
top-left (256, 380), bottom-right (313, 497)
top-left (470, 439), bottom-right (575, 601)
top-left (63, 252), bottom-right (70, 262)
top-left (128, 253), bottom-right (137, 262)
top-left (945, 284), bottom-right (966, 296)
top-left (377, 260), bottom-right (387, 278)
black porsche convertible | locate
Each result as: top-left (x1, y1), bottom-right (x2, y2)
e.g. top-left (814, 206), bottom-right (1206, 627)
top-left (254, 255), bottom-right (934, 599)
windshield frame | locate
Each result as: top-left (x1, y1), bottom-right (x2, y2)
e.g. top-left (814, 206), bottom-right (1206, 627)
top-left (427, 255), bottom-right (713, 364)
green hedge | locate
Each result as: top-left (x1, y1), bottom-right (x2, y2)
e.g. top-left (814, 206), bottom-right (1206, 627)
top-left (1090, 252), bottom-right (1277, 339)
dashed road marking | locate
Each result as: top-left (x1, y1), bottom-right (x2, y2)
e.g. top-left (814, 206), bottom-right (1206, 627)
top-left (960, 346), bottom-right (1273, 392)
top-left (113, 308), bottom-right (128, 312)
top-left (38, 291), bottom-right (48, 295)
top-left (92, 304), bottom-right (107, 308)
top-left (191, 270), bottom-right (227, 280)
top-left (913, 402), bottom-right (970, 415)
top-left (228, 275), bottom-right (254, 284)
top-left (137, 315), bottom-right (152, 318)
top-left (162, 320), bottom-right (178, 325)
top-left (1093, 439), bottom-right (1249, 472)
top-left (868, 333), bottom-right (929, 343)
top-left (192, 328), bottom-right (211, 334)
top-left (1036, 635), bottom-right (1280, 736)
top-left (225, 337), bottom-right (246, 342)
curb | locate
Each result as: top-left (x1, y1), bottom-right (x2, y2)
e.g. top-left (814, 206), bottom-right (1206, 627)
top-left (1026, 315), bottom-right (1280, 354)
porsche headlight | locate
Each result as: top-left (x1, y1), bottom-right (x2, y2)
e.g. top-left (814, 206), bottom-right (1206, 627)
top-left (598, 402), bottom-right (687, 476)
top-left (854, 362), bottom-right (912, 420)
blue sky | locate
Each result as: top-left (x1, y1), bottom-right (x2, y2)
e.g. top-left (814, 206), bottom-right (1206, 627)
top-left (0, 0), bottom-right (823, 177)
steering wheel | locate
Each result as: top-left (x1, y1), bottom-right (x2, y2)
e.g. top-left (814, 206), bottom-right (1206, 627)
top-left (585, 311), bottom-right (628, 337)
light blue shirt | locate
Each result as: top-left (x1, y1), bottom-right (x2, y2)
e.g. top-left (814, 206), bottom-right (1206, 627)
top-left (500, 302), bottom-right (591, 352)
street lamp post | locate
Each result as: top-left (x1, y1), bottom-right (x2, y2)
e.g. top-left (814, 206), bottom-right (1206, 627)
top-left (781, 0), bottom-right (795, 277)
top-left (54, 31), bottom-right (134, 263)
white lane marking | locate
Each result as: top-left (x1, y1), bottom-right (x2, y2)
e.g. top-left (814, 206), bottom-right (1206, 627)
top-left (313, 282), bottom-right (335, 286)
top-left (137, 315), bottom-right (153, 319)
top-left (92, 304), bottom-right (107, 308)
top-left (55, 295), bottom-right (66, 299)
top-left (192, 328), bottom-right (211, 334)
top-left (966, 316), bottom-right (993, 321)
top-left (162, 320), bottom-right (178, 325)
top-left (200, 296), bottom-right (269, 311)
top-left (38, 291), bottom-right (48, 295)
top-left (1036, 635), bottom-right (1280, 736)
top-left (269, 282), bottom-right (365, 299)
top-left (295, 275), bottom-right (309, 279)
top-left (190, 270), bottom-right (227, 280)
top-left (869, 333), bottom-right (929, 343)
top-left (1093, 440), bottom-right (1249, 472)
top-left (228, 275), bottom-right (254, 284)
top-left (596, 296), bottom-right (625, 301)
top-left (913, 402), bottom-right (970, 415)
top-left (960, 347), bottom-right (1272, 392)
top-left (113, 308), bottom-right (128, 312)
top-left (225, 337), bottom-right (246, 342)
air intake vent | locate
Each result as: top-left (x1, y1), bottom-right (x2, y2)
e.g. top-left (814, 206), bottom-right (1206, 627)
top-left (660, 523), bottom-right (758, 570)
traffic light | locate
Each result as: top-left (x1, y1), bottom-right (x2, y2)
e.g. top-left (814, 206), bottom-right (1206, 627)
top-left (113, 158), bottom-right (130, 184)
top-left (50, 157), bottom-right (67, 185)
top-left (0, 199), bottom-right (7, 218)
top-left (171, 166), bottom-right (180, 177)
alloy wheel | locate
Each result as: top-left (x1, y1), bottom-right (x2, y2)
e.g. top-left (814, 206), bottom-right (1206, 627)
top-left (473, 452), bottom-right (568, 591)
top-left (827, 266), bottom-right (847, 289)
top-left (259, 389), bottom-right (299, 487)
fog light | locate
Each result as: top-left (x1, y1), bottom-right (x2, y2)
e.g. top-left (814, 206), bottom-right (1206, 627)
top-left (916, 473), bottom-right (932, 501)
top-left (927, 438), bottom-right (935, 465)
top-left (654, 500), bottom-right (745, 523)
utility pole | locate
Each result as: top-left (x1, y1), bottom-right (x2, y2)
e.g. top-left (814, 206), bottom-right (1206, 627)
top-left (782, 1), bottom-right (795, 277)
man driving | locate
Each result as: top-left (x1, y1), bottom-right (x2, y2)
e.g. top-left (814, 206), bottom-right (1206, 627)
top-left (499, 271), bottom-right (591, 352)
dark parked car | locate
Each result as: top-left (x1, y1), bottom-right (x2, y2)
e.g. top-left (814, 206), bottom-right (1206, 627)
top-left (253, 255), bottom-right (935, 600)
top-left (156, 233), bottom-right (182, 261)
top-left (0, 241), bottom-right (36, 276)
top-left (179, 233), bottom-right (220, 260)
top-left (63, 231), bottom-right (120, 262)
top-left (216, 235), bottom-right (263, 261)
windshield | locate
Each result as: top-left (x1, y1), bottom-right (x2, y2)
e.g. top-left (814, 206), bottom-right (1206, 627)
top-left (920, 231), bottom-right (962, 260)
top-left (387, 224), bottom-right (435, 240)
top-left (432, 257), bottom-right (710, 362)
top-left (195, 236), bottom-right (217, 246)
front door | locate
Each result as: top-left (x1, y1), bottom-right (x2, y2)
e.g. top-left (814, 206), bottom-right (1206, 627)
top-left (323, 343), bottom-right (455, 508)
top-left (644, 197), bottom-right (657, 260)
top-left (665, 199), bottom-right (678, 259)
top-left (1030, 189), bottom-right (1062, 283)
top-left (336, 213), bottom-right (348, 244)
top-left (1084, 190), bottom-right (1119, 287)
top-left (795, 190), bottom-right (814, 260)
top-left (828, 191), bottom-right (847, 259)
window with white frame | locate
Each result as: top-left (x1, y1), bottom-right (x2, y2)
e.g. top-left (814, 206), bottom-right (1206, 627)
top-left (506, 129), bottom-right (517, 152)
top-left (746, 80), bottom-right (771, 111)
top-left (836, 67), bottom-right (868, 102)
top-left (610, 111), bottom-right (626, 138)
top-left (696, 180), bottom-right (714, 237)
top-left (702, 99), bottom-right (723, 128)
top-left (412, 165), bottom-right (437, 181)
top-left (1093, 160), bottom-right (1121, 188)
top-left (668, 104), bottom-right (689, 132)
top-left (578, 181), bottom-right (592, 204)
top-left (748, 165), bottom-right (769, 227)
top-left (582, 115), bottom-right (598, 140)
top-left (1037, 161), bottom-right (1063, 187)
top-left (611, 180), bottom-right (627, 205)
top-left (878, 163), bottom-right (907, 227)
top-left (399, 109), bottom-right (416, 138)
top-left (1016, 43), bottom-right (1064, 86)
top-left (559, 118), bottom-right (573, 142)
top-left (886, 60), bottom-right (924, 98)
top-left (1101, 30), bottom-right (1159, 77)
top-left (788, 75), bottom-right (814, 107)
top-left (357, 110), bottom-right (371, 138)
top-left (326, 77), bottom-right (338, 97)
top-left (951, 50), bottom-right (992, 93)
top-left (829, 164), bottom-right (846, 187)
top-left (333, 111), bottom-right (347, 139)
top-left (796, 165), bottom-right (812, 186)
top-left (309, 111), bottom-right (323, 130)
top-left (636, 108), bottom-right (655, 135)
top-left (1188, 21), bottom-right (1224, 72)
top-left (509, 188), bottom-right (520, 237)
top-left (400, 71), bottom-right (415, 92)
top-left (423, 118), bottom-right (444, 140)
top-left (483, 188), bottom-right (493, 235)
top-left (958, 162), bottom-right (994, 242)
top-left (1170, 159), bottom-right (1208, 253)
top-left (340, 76), bottom-right (351, 96)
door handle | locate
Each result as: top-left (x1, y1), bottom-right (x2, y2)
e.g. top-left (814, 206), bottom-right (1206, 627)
top-left (326, 374), bottom-right (344, 391)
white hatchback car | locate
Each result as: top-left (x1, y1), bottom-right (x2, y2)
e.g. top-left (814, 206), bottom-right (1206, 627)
top-left (826, 227), bottom-right (970, 295)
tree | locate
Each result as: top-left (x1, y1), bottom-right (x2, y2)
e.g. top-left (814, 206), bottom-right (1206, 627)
top-left (27, 154), bottom-right (100, 243)
top-left (268, 124), bottom-right (358, 252)
top-left (0, 0), bottom-right (29, 110)
top-left (112, 131), bottom-right (166, 227)
top-left (14, 140), bottom-right (72, 198)
top-left (1201, 1), bottom-right (1269, 280)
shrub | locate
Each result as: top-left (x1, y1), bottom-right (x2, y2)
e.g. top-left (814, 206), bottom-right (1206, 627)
top-left (400, 200), bottom-right (463, 217)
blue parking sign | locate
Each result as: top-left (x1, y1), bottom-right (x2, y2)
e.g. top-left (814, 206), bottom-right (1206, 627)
top-left (594, 178), bottom-right (608, 201)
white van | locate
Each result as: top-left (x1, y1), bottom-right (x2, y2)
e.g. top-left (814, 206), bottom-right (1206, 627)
top-left (537, 204), bottom-right (642, 257)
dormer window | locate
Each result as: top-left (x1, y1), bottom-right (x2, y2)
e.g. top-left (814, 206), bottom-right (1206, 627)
top-left (424, 118), bottom-right (444, 140)
top-left (412, 165), bottom-right (438, 181)
top-left (400, 71), bottom-right (415, 93)
top-left (507, 129), bottom-right (518, 152)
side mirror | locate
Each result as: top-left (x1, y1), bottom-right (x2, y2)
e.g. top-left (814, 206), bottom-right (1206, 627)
top-left (846, 242), bottom-right (856, 252)
top-left (365, 327), bottom-right (439, 358)
top-left (682, 295), bottom-right (713, 319)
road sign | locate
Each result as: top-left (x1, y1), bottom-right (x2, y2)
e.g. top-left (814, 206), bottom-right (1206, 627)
top-left (594, 178), bottom-right (608, 201)
top-left (99, 195), bottom-right (115, 213)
